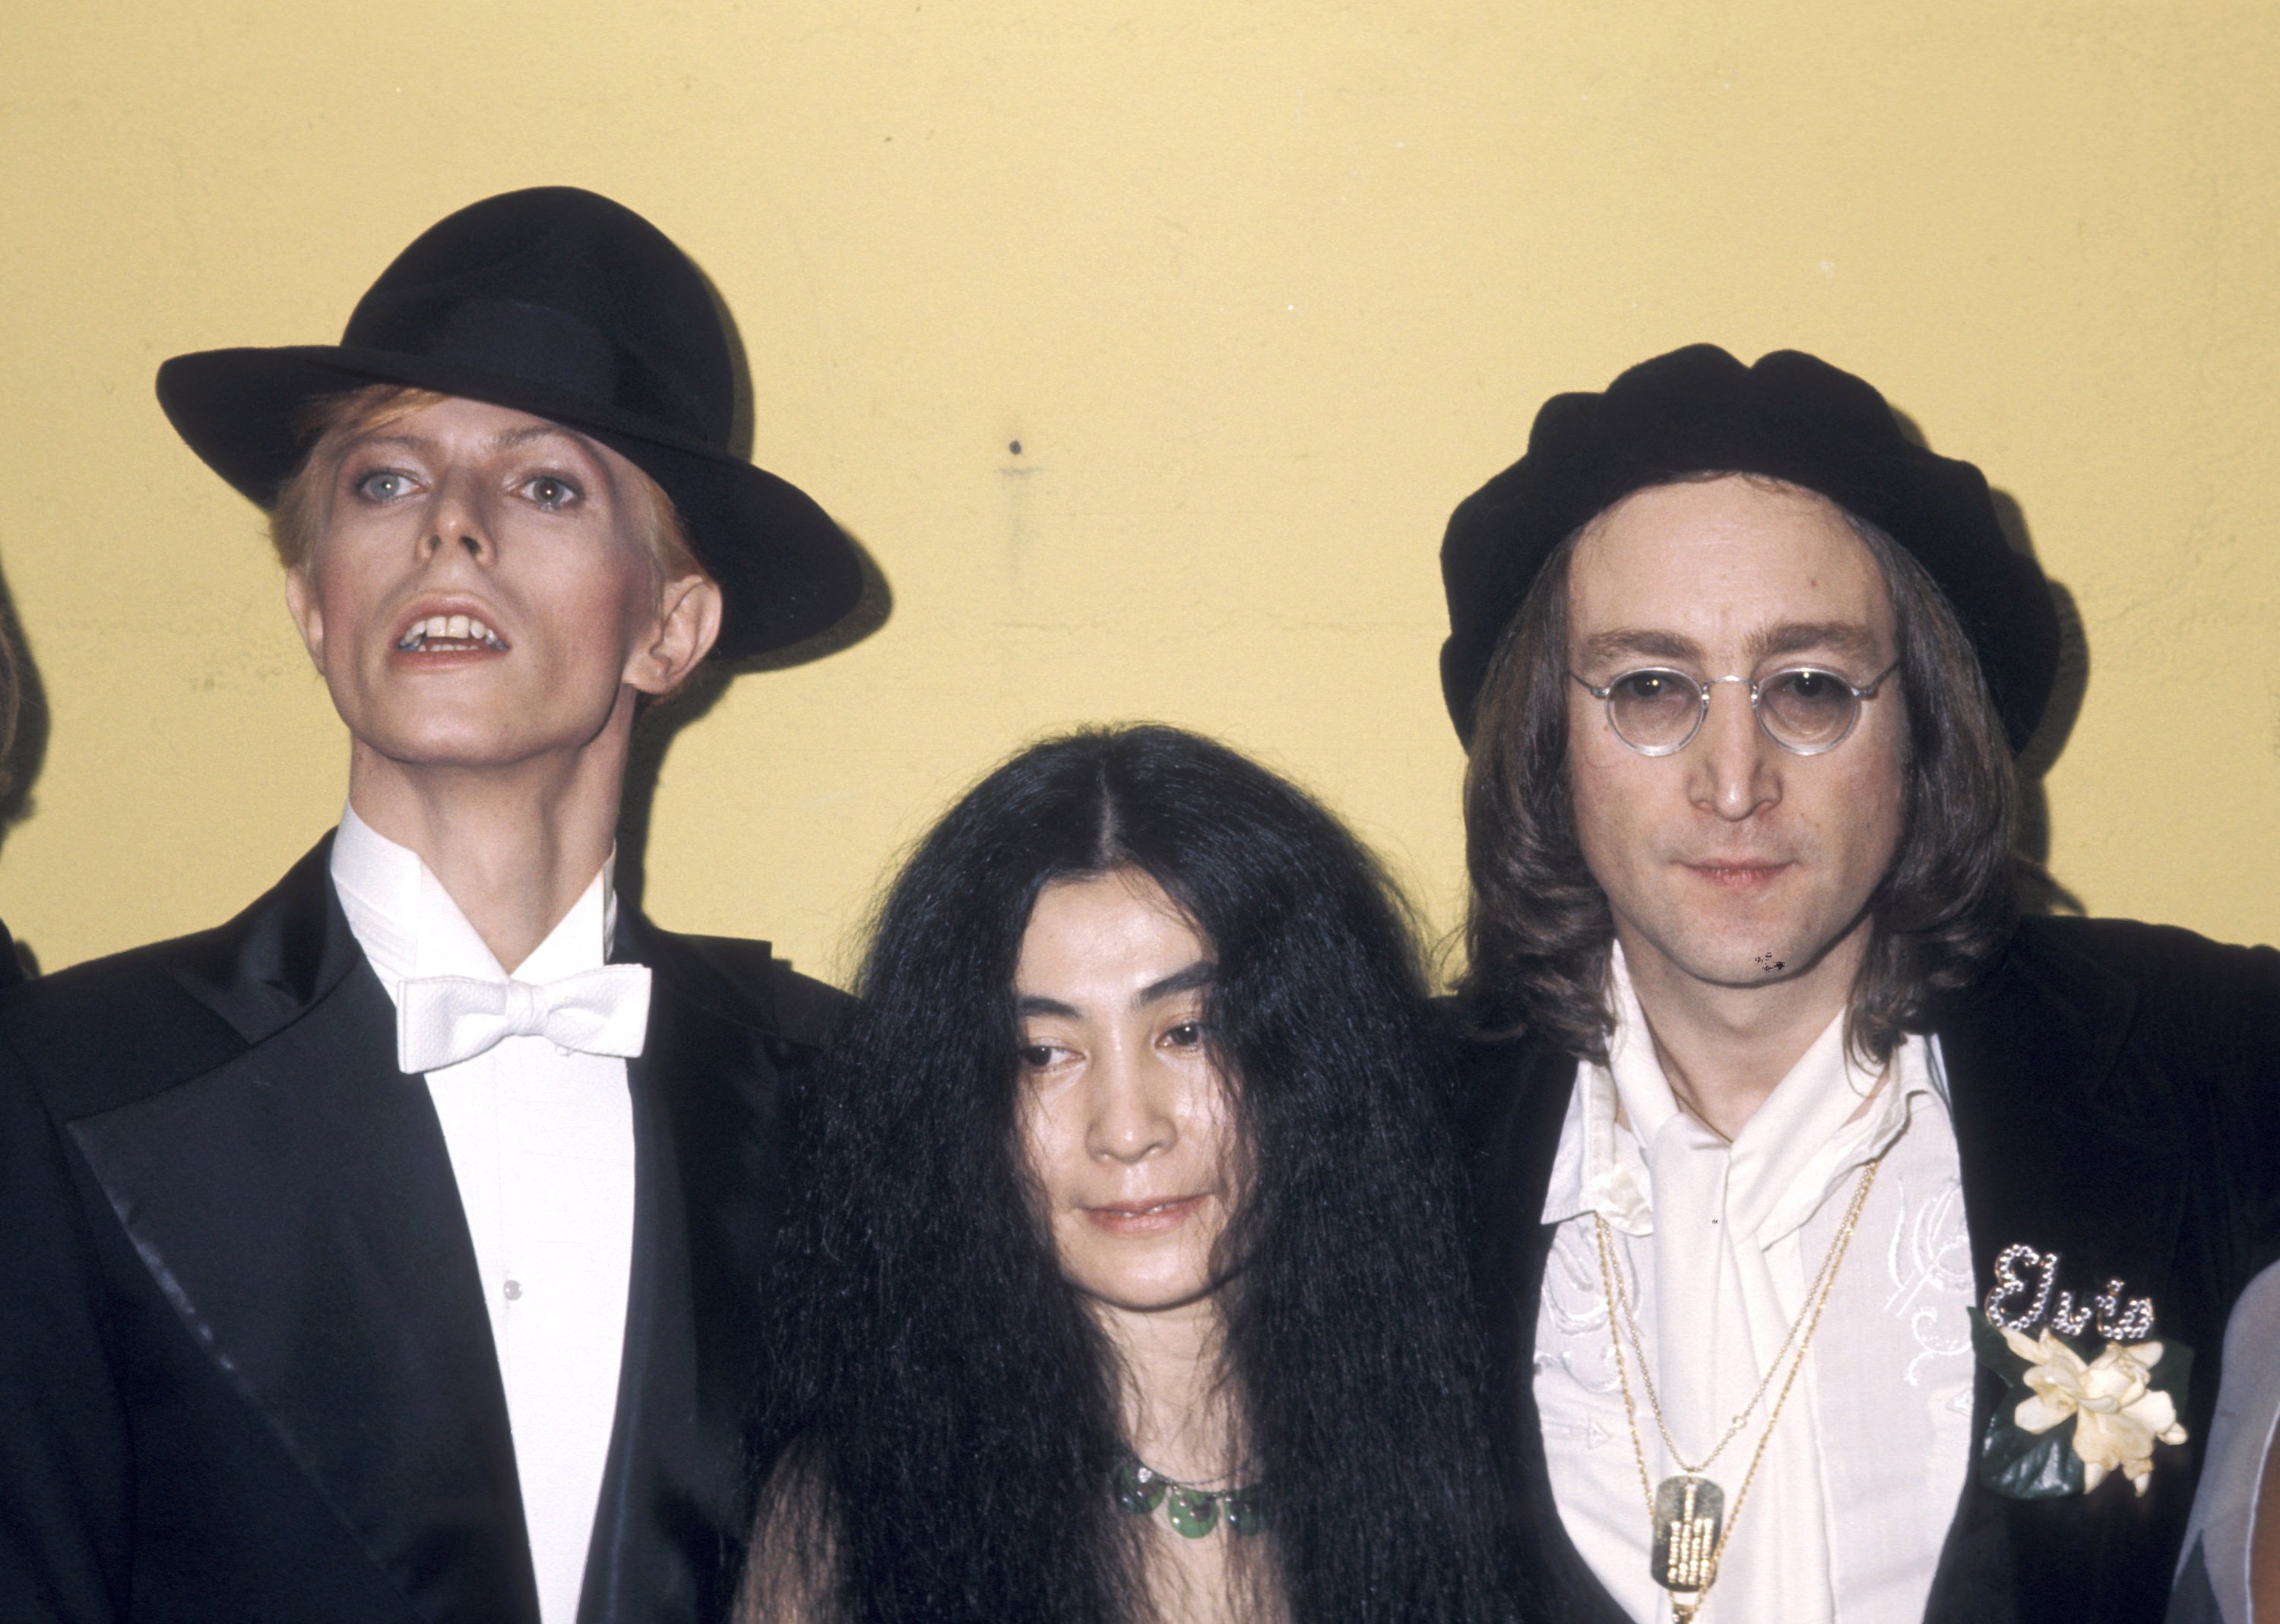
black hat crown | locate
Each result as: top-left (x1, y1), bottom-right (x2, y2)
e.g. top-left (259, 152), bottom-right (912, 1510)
top-left (343, 188), bottom-right (732, 451)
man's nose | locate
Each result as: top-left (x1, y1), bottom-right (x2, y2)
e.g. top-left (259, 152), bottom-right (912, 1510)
top-left (419, 472), bottom-right (494, 562)
top-left (1689, 679), bottom-right (1782, 821)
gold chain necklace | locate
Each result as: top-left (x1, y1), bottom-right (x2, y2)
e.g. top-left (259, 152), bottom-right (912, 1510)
top-left (1603, 1150), bottom-right (1873, 1477)
top-left (1590, 1156), bottom-right (1883, 1623)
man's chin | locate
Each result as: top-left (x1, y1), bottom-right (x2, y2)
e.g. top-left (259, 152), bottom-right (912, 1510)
top-left (1656, 955), bottom-right (1798, 990)
top-left (351, 720), bottom-right (601, 774)
top-left (1623, 917), bottom-right (1827, 991)
top-left (1674, 924), bottom-right (1863, 992)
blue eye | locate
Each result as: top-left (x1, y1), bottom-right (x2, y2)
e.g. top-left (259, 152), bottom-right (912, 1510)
top-left (353, 470), bottom-right (413, 502)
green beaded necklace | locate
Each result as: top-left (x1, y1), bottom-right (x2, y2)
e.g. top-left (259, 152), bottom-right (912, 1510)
top-left (1113, 1452), bottom-right (1268, 1538)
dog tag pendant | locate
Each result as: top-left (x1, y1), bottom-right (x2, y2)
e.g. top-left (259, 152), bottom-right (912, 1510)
top-left (1651, 1474), bottom-right (1725, 1594)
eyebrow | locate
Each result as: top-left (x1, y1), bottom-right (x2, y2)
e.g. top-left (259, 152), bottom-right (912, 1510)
top-left (1138, 960), bottom-right (1215, 1005)
top-left (1013, 958), bottom-right (1217, 1020)
top-left (1579, 620), bottom-right (1885, 671)
top-left (1750, 620), bottom-right (1884, 666)
top-left (1579, 628), bottom-right (1700, 666)
top-left (487, 423), bottom-right (584, 453)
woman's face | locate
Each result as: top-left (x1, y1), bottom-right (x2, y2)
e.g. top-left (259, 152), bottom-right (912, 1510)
top-left (1013, 869), bottom-right (1240, 1316)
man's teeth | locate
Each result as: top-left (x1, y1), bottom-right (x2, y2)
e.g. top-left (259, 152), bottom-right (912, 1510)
top-left (397, 614), bottom-right (504, 651)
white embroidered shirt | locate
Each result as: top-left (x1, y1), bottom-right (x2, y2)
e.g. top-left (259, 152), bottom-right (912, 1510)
top-left (1533, 944), bottom-right (1975, 1624)
top-left (330, 806), bottom-right (638, 1624)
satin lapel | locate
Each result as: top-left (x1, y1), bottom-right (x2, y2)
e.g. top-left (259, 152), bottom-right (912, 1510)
top-left (1927, 926), bottom-right (2186, 1624)
top-left (578, 922), bottom-right (790, 1624)
top-left (162, 836), bottom-right (352, 1042)
top-left (66, 850), bottom-right (539, 1624)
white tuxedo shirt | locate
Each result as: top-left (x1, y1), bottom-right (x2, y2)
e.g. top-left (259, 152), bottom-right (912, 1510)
top-left (331, 808), bottom-right (638, 1624)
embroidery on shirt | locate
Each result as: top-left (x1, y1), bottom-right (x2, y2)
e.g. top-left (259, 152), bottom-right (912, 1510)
top-left (1881, 1172), bottom-right (1973, 1386)
top-left (1536, 1222), bottom-right (1625, 1394)
top-left (1535, 1411), bottom-right (1616, 1450)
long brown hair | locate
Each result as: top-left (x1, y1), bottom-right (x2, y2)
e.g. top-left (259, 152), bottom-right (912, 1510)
top-left (1458, 477), bottom-right (2025, 1067)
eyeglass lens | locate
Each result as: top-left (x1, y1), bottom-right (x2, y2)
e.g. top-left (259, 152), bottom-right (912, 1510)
top-left (1605, 669), bottom-right (1864, 752)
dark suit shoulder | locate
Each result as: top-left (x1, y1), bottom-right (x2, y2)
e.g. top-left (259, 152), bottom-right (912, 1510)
top-left (2016, 912), bottom-right (2276, 989)
top-left (762, 961), bottom-right (852, 1051)
top-left (1447, 1008), bottom-right (1572, 1091)
top-left (0, 932), bottom-right (248, 1122)
top-left (1981, 915), bottom-right (2280, 1292)
top-left (0, 839), bottom-right (359, 1125)
top-left (2005, 914), bottom-right (2280, 1064)
top-left (1445, 1015), bottom-right (1578, 1167)
top-left (636, 925), bottom-right (849, 1052)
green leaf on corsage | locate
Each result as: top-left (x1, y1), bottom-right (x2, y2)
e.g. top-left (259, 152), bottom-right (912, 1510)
top-left (1968, 1307), bottom-right (2192, 1501)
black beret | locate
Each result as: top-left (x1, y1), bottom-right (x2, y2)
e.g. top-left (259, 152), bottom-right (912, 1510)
top-left (1437, 344), bottom-right (2060, 754)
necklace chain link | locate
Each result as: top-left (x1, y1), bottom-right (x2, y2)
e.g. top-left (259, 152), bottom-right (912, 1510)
top-left (1591, 1153), bottom-right (1884, 1619)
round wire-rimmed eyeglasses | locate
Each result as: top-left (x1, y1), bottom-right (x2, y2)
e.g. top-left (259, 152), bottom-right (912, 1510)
top-left (1568, 660), bottom-right (1902, 756)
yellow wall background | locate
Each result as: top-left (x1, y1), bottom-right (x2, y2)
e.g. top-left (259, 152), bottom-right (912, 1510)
top-left (2, 0), bottom-right (2275, 985)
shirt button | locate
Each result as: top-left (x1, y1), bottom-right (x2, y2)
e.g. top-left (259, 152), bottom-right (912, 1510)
top-left (503, 1278), bottom-right (523, 1301)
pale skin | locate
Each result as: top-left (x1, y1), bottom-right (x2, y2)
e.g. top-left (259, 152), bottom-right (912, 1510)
top-left (1564, 476), bottom-right (1908, 1138)
top-left (1014, 870), bottom-right (1261, 1624)
top-left (283, 396), bottom-right (721, 970)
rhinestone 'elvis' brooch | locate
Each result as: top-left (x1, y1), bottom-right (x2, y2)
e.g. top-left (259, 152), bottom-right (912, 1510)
top-left (1968, 1243), bottom-right (2191, 1499)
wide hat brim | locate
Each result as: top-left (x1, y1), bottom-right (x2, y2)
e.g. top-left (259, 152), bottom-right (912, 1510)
top-left (1437, 345), bottom-right (2061, 755)
top-left (157, 344), bottom-right (861, 663)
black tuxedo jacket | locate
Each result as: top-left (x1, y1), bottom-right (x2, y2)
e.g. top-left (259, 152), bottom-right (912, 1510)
top-left (1455, 916), bottom-right (2280, 1624)
top-left (0, 837), bottom-right (847, 1624)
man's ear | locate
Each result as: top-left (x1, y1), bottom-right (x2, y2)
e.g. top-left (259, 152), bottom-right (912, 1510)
top-left (283, 566), bottom-right (328, 673)
top-left (625, 574), bottom-right (724, 698)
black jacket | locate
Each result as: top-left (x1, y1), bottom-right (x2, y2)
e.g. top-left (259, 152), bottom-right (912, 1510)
top-left (1455, 916), bottom-right (2280, 1624)
top-left (0, 837), bottom-right (846, 1624)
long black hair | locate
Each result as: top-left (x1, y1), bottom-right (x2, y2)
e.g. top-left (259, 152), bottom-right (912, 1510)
top-left (746, 724), bottom-right (1509, 1623)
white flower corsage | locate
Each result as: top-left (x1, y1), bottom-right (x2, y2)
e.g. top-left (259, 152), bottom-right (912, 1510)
top-left (1968, 1309), bottom-right (2193, 1499)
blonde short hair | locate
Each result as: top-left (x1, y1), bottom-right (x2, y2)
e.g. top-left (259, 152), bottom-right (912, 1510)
top-left (268, 383), bottom-right (707, 589)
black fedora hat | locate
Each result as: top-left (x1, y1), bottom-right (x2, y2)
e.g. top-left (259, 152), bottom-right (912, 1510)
top-left (157, 185), bottom-right (863, 662)
top-left (1438, 343), bottom-right (2060, 754)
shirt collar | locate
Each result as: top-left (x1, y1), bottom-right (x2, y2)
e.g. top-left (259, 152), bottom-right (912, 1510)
top-left (329, 803), bottom-right (616, 999)
top-left (1542, 940), bottom-right (1945, 1246)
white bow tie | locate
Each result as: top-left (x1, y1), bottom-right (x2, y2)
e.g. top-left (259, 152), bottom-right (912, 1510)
top-left (395, 964), bottom-right (653, 1074)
